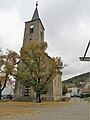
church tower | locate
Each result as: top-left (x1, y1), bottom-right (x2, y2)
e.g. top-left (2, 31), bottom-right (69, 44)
top-left (23, 3), bottom-right (45, 47)
top-left (15, 3), bottom-right (62, 101)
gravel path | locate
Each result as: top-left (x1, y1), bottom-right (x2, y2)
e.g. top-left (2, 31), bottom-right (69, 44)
top-left (0, 100), bottom-right (90, 120)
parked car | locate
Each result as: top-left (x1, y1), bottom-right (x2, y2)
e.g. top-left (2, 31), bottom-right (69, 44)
top-left (80, 92), bottom-right (90, 98)
top-left (2, 94), bottom-right (13, 99)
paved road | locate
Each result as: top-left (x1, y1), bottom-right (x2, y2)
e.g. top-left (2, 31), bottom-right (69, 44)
top-left (0, 100), bottom-right (90, 120)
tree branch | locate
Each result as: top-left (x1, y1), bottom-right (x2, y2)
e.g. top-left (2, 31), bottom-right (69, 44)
top-left (1, 74), bottom-right (8, 91)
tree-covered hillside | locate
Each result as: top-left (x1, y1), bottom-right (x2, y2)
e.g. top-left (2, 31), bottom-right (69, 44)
top-left (63, 72), bottom-right (90, 87)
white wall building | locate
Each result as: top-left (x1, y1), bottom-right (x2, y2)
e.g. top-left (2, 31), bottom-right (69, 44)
top-left (2, 80), bottom-right (15, 95)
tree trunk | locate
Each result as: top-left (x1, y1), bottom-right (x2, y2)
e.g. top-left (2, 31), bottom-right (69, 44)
top-left (0, 82), bottom-right (2, 100)
top-left (36, 93), bottom-right (41, 103)
top-left (0, 90), bottom-right (2, 100)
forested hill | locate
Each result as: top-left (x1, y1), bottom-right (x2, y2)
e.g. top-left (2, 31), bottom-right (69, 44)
top-left (63, 72), bottom-right (90, 86)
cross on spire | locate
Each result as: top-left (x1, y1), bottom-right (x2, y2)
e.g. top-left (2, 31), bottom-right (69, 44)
top-left (36, 1), bottom-right (38, 7)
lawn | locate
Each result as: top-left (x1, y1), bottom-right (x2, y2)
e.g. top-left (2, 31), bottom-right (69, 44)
top-left (0, 101), bottom-right (69, 118)
top-left (0, 101), bottom-right (68, 107)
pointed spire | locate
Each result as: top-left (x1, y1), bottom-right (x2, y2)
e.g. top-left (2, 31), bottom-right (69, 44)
top-left (32, 2), bottom-right (39, 20)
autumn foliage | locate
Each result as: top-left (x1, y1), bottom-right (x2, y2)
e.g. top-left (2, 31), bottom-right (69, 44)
top-left (0, 49), bottom-right (18, 99)
top-left (16, 41), bottom-right (61, 102)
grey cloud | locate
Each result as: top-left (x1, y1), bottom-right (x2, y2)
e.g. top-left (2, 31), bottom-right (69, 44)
top-left (0, 0), bottom-right (19, 11)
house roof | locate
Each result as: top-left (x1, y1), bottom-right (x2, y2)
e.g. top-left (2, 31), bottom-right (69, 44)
top-left (80, 82), bottom-right (87, 88)
top-left (64, 83), bottom-right (76, 88)
top-left (80, 81), bottom-right (90, 88)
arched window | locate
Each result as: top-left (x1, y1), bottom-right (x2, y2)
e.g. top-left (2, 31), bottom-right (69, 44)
top-left (30, 25), bottom-right (34, 33)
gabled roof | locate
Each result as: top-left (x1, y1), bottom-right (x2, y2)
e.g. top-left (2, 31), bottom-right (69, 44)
top-left (32, 6), bottom-right (39, 20)
top-left (80, 82), bottom-right (87, 88)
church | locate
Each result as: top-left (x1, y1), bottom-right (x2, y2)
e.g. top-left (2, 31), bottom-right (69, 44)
top-left (15, 3), bottom-right (62, 101)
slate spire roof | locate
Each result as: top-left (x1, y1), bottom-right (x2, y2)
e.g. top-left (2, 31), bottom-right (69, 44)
top-left (32, 2), bottom-right (39, 20)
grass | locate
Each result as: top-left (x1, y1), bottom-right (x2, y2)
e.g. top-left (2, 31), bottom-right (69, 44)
top-left (0, 108), bottom-right (33, 114)
top-left (0, 101), bottom-right (69, 107)
top-left (0, 102), bottom-right (37, 118)
top-left (0, 100), bottom-right (70, 118)
top-left (0, 107), bottom-right (34, 120)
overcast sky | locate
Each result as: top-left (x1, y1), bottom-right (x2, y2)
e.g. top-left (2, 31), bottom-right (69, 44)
top-left (0, 0), bottom-right (90, 80)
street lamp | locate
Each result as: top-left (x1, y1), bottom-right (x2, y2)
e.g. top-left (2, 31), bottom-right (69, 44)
top-left (79, 40), bottom-right (90, 61)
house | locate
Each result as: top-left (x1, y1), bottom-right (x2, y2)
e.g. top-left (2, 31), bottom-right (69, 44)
top-left (71, 87), bottom-right (78, 97)
top-left (79, 81), bottom-right (90, 93)
top-left (65, 83), bottom-right (76, 92)
top-left (2, 80), bottom-right (15, 96)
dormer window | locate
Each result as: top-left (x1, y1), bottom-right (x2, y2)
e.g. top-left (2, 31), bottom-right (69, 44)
top-left (30, 25), bottom-right (34, 33)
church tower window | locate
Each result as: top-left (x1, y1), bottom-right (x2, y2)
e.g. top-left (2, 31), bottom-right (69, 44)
top-left (29, 38), bottom-right (32, 41)
top-left (30, 25), bottom-right (34, 33)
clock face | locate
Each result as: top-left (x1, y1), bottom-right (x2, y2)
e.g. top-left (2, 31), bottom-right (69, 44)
top-left (30, 25), bottom-right (34, 28)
